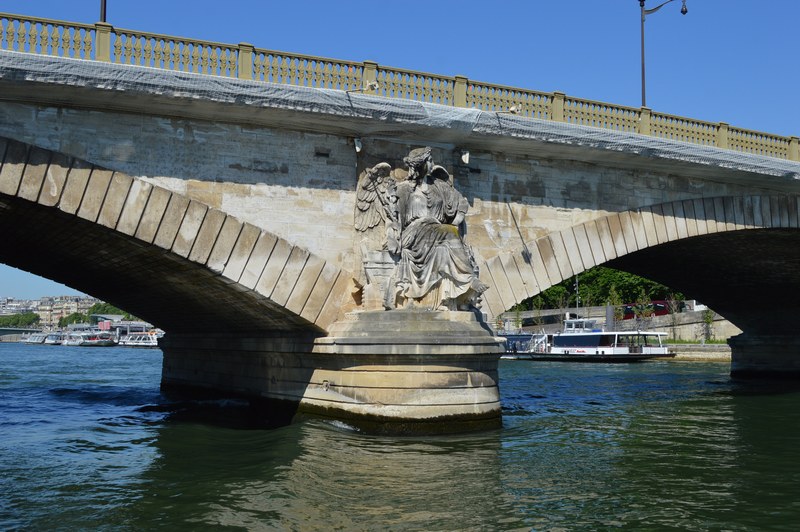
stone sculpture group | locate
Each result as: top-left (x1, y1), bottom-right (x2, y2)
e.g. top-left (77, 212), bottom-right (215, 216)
top-left (355, 147), bottom-right (487, 312)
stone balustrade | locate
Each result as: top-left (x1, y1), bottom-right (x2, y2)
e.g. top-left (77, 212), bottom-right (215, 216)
top-left (1, 12), bottom-right (798, 161)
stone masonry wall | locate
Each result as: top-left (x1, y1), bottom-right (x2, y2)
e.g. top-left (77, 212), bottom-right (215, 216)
top-left (0, 102), bottom-right (787, 294)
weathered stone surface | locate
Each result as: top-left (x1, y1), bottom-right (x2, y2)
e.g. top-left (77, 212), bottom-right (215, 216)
top-left (18, 146), bottom-right (49, 202)
top-left (572, 224), bottom-right (595, 270)
top-left (500, 252), bottom-right (531, 300)
top-left (641, 207), bottom-right (659, 246)
top-left (692, 198), bottom-right (708, 235)
top-left (78, 168), bottom-right (113, 222)
top-left (730, 334), bottom-right (800, 377)
top-left (559, 227), bottom-right (583, 275)
top-left (206, 215), bottom-right (242, 272)
top-left (221, 222), bottom-right (260, 282)
top-left (300, 262), bottom-right (342, 324)
top-left (510, 251), bottom-right (540, 298)
top-left (135, 186), bottom-right (171, 243)
top-left (38, 152), bottom-right (71, 207)
top-left (285, 253), bottom-right (326, 316)
top-left (256, 238), bottom-right (293, 298)
top-left (98, 172), bottom-right (132, 229)
top-left (153, 194), bottom-right (190, 250)
top-left (0, 138), bottom-right (26, 195)
top-left (584, 221), bottom-right (606, 265)
top-left (171, 200), bottom-right (207, 258)
top-left (58, 159), bottom-right (92, 215)
top-left (682, 200), bottom-right (699, 237)
top-left (549, 232), bottom-right (574, 280)
top-left (238, 231), bottom-right (277, 289)
top-left (314, 272), bottom-right (353, 331)
top-left (187, 207), bottom-right (226, 264)
top-left (305, 310), bottom-right (503, 430)
top-left (485, 256), bottom-right (514, 312)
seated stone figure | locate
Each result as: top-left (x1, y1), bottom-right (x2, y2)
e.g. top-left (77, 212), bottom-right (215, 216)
top-left (390, 147), bottom-right (485, 310)
top-left (356, 147), bottom-right (486, 311)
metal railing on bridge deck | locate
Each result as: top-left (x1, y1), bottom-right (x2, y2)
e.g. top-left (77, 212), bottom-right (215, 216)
top-left (2, 12), bottom-right (798, 162)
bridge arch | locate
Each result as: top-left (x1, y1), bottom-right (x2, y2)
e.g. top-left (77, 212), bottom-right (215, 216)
top-left (0, 136), bottom-right (353, 335)
top-left (480, 194), bottom-right (800, 334)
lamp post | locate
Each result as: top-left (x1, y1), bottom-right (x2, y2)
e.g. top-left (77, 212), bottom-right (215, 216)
top-left (639, 0), bottom-right (687, 107)
top-left (100, 0), bottom-right (107, 22)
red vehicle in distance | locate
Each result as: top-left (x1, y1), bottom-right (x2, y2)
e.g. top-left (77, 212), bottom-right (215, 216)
top-left (621, 300), bottom-right (677, 320)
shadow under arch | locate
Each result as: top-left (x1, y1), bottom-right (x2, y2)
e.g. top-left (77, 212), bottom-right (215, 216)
top-left (0, 136), bottom-right (354, 336)
top-left (480, 195), bottom-right (800, 335)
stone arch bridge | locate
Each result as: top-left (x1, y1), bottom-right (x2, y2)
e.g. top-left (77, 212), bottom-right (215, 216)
top-left (2, 50), bottom-right (800, 430)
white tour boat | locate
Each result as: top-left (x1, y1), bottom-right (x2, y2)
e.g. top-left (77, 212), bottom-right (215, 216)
top-left (43, 332), bottom-right (65, 345)
top-left (21, 332), bottom-right (48, 344)
top-left (503, 318), bottom-right (674, 362)
top-left (118, 331), bottom-right (161, 348)
top-left (62, 330), bottom-right (117, 347)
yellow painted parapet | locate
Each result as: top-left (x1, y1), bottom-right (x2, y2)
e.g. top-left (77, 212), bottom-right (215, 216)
top-left (1, 11), bottom-right (797, 161)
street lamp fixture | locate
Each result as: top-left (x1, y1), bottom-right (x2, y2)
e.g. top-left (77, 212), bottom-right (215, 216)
top-left (639, 0), bottom-right (687, 107)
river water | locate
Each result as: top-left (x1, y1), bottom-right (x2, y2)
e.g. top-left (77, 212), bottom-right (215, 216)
top-left (2, 343), bottom-right (800, 530)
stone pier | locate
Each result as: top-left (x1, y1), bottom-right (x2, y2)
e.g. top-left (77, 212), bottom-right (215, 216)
top-left (160, 310), bottom-right (505, 434)
top-left (729, 333), bottom-right (800, 378)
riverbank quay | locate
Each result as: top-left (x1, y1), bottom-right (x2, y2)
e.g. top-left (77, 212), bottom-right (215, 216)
top-left (668, 343), bottom-right (731, 361)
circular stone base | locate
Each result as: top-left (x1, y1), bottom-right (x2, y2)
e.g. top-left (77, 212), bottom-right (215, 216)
top-left (307, 310), bottom-right (505, 433)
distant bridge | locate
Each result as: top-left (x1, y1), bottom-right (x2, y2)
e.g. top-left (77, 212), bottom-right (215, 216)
top-left (2, 11), bottom-right (800, 431)
top-left (0, 327), bottom-right (40, 340)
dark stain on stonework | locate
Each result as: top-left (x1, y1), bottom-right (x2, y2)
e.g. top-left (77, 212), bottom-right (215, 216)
top-left (229, 161), bottom-right (289, 174)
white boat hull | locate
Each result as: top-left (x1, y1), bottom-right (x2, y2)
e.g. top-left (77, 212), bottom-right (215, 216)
top-left (63, 331), bottom-right (117, 347)
top-left (118, 333), bottom-right (160, 348)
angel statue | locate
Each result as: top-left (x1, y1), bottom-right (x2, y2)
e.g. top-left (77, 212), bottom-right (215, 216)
top-left (354, 162), bottom-right (398, 310)
top-left (354, 148), bottom-right (488, 312)
top-left (355, 162), bottom-right (397, 251)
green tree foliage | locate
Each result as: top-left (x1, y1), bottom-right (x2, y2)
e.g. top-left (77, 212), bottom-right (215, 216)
top-left (519, 266), bottom-right (683, 311)
top-left (0, 312), bottom-right (40, 327)
top-left (87, 302), bottom-right (138, 321)
top-left (55, 303), bottom-right (138, 328)
top-left (702, 308), bottom-right (715, 342)
top-left (59, 312), bottom-right (88, 327)
top-left (634, 286), bottom-right (654, 320)
top-left (607, 285), bottom-right (624, 322)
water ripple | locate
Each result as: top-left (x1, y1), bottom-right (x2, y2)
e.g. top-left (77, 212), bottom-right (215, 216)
top-left (4, 345), bottom-right (800, 529)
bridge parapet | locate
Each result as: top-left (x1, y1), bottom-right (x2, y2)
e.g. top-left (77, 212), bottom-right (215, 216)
top-left (1, 11), bottom-right (797, 161)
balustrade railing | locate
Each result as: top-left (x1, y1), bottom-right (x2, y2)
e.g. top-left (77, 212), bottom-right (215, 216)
top-left (466, 81), bottom-right (552, 119)
top-left (252, 49), bottom-right (362, 90)
top-left (563, 96), bottom-right (640, 132)
top-left (111, 28), bottom-right (239, 77)
top-left (374, 64), bottom-right (454, 105)
top-left (1, 12), bottom-right (798, 161)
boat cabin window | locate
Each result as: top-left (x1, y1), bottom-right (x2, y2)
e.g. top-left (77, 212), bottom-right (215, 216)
top-left (618, 334), bottom-right (663, 347)
top-left (562, 319), bottom-right (598, 332)
top-left (553, 334), bottom-right (615, 348)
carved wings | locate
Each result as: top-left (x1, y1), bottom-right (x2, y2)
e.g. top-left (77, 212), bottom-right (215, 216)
top-left (355, 162), bottom-right (395, 232)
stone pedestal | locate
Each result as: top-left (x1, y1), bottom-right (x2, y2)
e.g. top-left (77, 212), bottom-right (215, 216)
top-left (310, 310), bottom-right (505, 433)
top-left (160, 310), bottom-right (505, 434)
top-left (729, 333), bottom-right (800, 378)
top-left (361, 249), bottom-right (396, 311)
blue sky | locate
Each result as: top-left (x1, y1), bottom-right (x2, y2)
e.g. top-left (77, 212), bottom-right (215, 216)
top-left (1, 0), bottom-right (798, 298)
